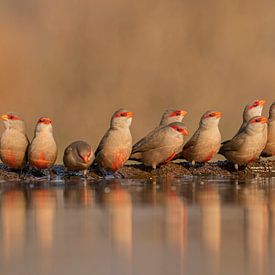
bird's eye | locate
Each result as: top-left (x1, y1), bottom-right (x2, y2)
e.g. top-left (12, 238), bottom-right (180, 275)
top-left (120, 112), bottom-right (127, 117)
top-left (253, 102), bottom-right (259, 107)
top-left (9, 115), bottom-right (14, 119)
top-left (209, 113), bottom-right (215, 117)
top-left (255, 118), bottom-right (261, 122)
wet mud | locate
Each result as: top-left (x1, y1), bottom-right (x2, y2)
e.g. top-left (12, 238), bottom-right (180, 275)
top-left (0, 159), bottom-right (274, 182)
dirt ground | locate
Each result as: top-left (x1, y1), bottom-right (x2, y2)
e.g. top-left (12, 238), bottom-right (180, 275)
top-left (0, 159), bottom-right (274, 181)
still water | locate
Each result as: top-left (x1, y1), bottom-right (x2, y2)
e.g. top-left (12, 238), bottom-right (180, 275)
top-left (0, 176), bottom-right (275, 275)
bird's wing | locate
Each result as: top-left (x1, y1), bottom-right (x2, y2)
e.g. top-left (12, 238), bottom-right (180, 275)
top-left (131, 128), bottom-right (166, 153)
top-left (219, 133), bottom-right (246, 153)
top-left (182, 130), bottom-right (200, 151)
top-left (94, 129), bottom-right (112, 157)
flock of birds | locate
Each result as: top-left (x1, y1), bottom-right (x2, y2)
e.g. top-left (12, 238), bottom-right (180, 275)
top-left (0, 99), bottom-right (274, 177)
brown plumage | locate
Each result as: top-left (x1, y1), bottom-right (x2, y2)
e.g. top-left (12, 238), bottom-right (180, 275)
top-left (130, 122), bottom-right (188, 169)
top-left (63, 140), bottom-right (94, 173)
top-left (28, 117), bottom-right (57, 170)
top-left (180, 111), bottom-right (221, 163)
top-left (93, 109), bottom-right (133, 173)
top-left (0, 113), bottom-right (29, 169)
top-left (261, 102), bottom-right (275, 157)
top-left (219, 116), bottom-right (268, 166)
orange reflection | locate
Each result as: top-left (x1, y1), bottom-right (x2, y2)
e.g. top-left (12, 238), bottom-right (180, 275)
top-left (64, 181), bottom-right (94, 207)
top-left (198, 186), bottom-right (221, 275)
top-left (31, 190), bottom-right (57, 251)
top-left (242, 186), bottom-right (268, 275)
top-left (103, 181), bottom-right (132, 274)
top-left (1, 190), bottom-right (26, 263)
top-left (164, 180), bottom-right (188, 274)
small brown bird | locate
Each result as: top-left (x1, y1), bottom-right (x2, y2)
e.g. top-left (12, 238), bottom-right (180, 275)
top-left (28, 117), bottom-right (58, 171)
top-left (130, 122), bottom-right (188, 169)
top-left (132, 109), bottom-right (187, 154)
top-left (236, 99), bottom-right (265, 135)
top-left (261, 102), bottom-right (275, 157)
top-left (63, 140), bottom-right (94, 175)
top-left (159, 109), bottom-right (187, 126)
top-left (219, 116), bottom-right (268, 169)
top-left (180, 111), bottom-right (221, 163)
top-left (93, 109), bottom-right (133, 174)
top-left (0, 113), bottom-right (29, 169)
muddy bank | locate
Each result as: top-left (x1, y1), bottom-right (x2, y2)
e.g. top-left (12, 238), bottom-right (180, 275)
top-left (0, 160), bottom-right (274, 182)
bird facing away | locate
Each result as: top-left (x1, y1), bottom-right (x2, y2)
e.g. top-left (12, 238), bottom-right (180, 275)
top-left (219, 116), bottom-right (268, 166)
top-left (159, 109), bottom-right (187, 126)
top-left (236, 99), bottom-right (265, 135)
top-left (63, 140), bottom-right (94, 174)
top-left (28, 117), bottom-right (58, 170)
top-left (261, 102), bottom-right (275, 157)
top-left (0, 112), bottom-right (29, 169)
top-left (180, 111), bottom-right (221, 163)
top-left (93, 109), bottom-right (133, 174)
top-left (132, 109), bottom-right (187, 154)
top-left (130, 122), bottom-right (188, 169)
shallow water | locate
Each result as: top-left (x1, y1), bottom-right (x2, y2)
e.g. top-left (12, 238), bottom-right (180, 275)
top-left (0, 176), bottom-right (275, 275)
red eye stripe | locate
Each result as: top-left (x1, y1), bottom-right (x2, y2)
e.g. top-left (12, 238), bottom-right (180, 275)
top-left (38, 117), bottom-right (52, 124)
top-left (169, 125), bottom-right (188, 135)
top-left (167, 110), bottom-right (187, 117)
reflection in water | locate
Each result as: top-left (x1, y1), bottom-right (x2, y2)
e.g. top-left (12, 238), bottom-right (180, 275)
top-left (198, 186), bottom-right (221, 275)
top-left (1, 189), bottom-right (26, 263)
top-left (31, 190), bottom-right (57, 251)
top-left (242, 185), bottom-right (268, 275)
top-left (0, 178), bottom-right (274, 275)
top-left (101, 180), bottom-right (133, 275)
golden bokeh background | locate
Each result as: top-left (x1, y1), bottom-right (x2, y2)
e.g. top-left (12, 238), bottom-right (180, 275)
top-left (0, 0), bottom-right (274, 162)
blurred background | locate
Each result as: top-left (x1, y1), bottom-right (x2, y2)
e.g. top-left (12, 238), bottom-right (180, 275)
top-left (0, 0), bottom-right (274, 162)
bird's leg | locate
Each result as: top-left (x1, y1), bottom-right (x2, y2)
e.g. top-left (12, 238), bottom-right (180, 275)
top-left (83, 169), bottom-right (88, 178)
top-left (234, 163), bottom-right (239, 171)
top-left (191, 160), bottom-right (195, 167)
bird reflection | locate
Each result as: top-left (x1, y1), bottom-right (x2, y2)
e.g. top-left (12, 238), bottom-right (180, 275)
top-left (198, 186), bottom-right (221, 275)
top-left (63, 179), bottom-right (94, 207)
top-left (241, 185), bottom-right (268, 275)
top-left (30, 189), bottom-right (57, 251)
top-left (98, 180), bottom-right (132, 274)
top-left (163, 179), bottom-right (187, 274)
top-left (1, 189), bottom-right (26, 263)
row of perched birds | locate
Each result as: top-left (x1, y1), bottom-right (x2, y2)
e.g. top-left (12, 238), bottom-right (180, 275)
top-left (0, 100), bottom-right (274, 177)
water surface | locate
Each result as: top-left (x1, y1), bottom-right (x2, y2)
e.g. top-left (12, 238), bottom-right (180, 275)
top-left (0, 176), bottom-right (275, 275)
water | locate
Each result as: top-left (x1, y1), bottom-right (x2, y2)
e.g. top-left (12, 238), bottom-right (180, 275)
top-left (0, 176), bottom-right (275, 275)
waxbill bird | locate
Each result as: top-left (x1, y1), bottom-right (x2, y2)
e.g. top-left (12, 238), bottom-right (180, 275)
top-left (180, 111), bottom-right (221, 163)
top-left (0, 112), bottom-right (29, 169)
top-left (63, 140), bottom-right (94, 175)
top-left (261, 102), bottom-right (275, 157)
top-left (159, 109), bottom-right (187, 126)
top-left (93, 109), bottom-right (133, 174)
top-left (28, 117), bottom-right (57, 171)
top-left (219, 116), bottom-right (268, 169)
top-left (236, 99), bottom-right (265, 135)
top-left (133, 109), bottom-right (187, 153)
top-left (130, 122), bottom-right (188, 169)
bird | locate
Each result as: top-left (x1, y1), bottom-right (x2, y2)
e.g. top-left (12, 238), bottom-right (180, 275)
top-left (63, 140), bottom-right (94, 176)
top-left (159, 109), bottom-right (187, 126)
top-left (132, 109), bottom-right (187, 155)
top-left (93, 109), bottom-right (133, 175)
top-left (0, 112), bottom-right (29, 169)
top-left (179, 110), bottom-right (221, 164)
top-left (236, 99), bottom-right (265, 135)
top-left (219, 116), bottom-right (268, 169)
top-left (28, 117), bottom-right (57, 172)
top-left (130, 122), bottom-right (188, 169)
top-left (261, 102), bottom-right (275, 157)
